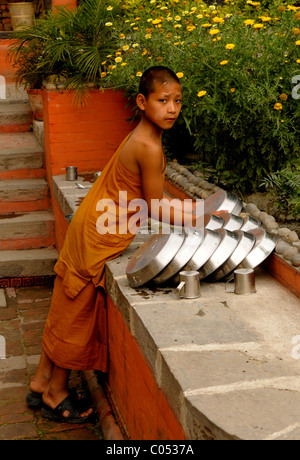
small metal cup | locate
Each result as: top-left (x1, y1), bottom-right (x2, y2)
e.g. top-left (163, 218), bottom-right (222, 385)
top-left (234, 268), bottom-right (256, 295)
top-left (176, 271), bottom-right (201, 299)
top-left (66, 166), bottom-right (78, 181)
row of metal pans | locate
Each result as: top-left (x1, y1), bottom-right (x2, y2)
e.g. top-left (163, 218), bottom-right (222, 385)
top-left (126, 191), bottom-right (278, 288)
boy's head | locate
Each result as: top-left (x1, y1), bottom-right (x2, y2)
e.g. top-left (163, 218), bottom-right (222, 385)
top-left (138, 66), bottom-right (181, 100)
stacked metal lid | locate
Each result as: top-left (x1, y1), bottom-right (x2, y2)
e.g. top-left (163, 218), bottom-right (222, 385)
top-left (126, 190), bottom-right (278, 288)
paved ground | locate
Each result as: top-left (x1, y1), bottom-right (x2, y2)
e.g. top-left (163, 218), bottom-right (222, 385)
top-left (0, 284), bottom-right (102, 440)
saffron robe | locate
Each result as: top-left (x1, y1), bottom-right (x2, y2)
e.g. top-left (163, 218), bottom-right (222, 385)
top-left (42, 133), bottom-right (165, 371)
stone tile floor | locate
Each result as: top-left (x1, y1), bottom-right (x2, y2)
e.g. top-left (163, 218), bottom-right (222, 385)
top-left (0, 284), bottom-right (102, 440)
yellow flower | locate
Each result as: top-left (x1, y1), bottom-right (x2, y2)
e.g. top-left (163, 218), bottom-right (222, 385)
top-left (209, 28), bottom-right (220, 35)
top-left (100, 72), bottom-right (107, 78)
top-left (122, 45), bottom-right (129, 51)
top-left (145, 33), bottom-right (152, 39)
top-left (213, 17), bottom-right (224, 24)
top-left (244, 19), bottom-right (255, 25)
top-left (260, 16), bottom-right (271, 22)
top-left (187, 25), bottom-right (196, 32)
top-left (253, 23), bottom-right (264, 29)
top-left (115, 57), bottom-right (122, 63)
top-left (225, 43), bottom-right (235, 49)
top-left (296, 40), bottom-right (300, 45)
top-left (142, 48), bottom-right (148, 56)
top-left (132, 43), bottom-right (139, 48)
top-left (197, 90), bottom-right (207, 97)
top-left (274, 103), bottom-right (283, 110)
top-left (292, 28), bottom-right (300, 34)
top-left (136, 72), bottom-right (142, 77)
top-left (279, 93), bottom-right (288, 101)
top-left (119, 34), bottom-right (125, 39)
top-left (220, 60), bottom-right (228, 65)
top-left (106, 6), bottom-right (113, 11)
top-left (297, 59), bottom-right (300, 63)
top-left (202, 23), bottom-right (212, 28)
top-left (278, 6), bottom-right (286, 12)
top-left (176, 72), bottom-right (184, 78)
top-left (152, 18), bottom-right (162, 25)
top-left (105, 22), bottom-right (113, 27)
top-left (230, 88), bottom-right (236, 93)
top-left (175, 16), bottom-right (181, 21)
top-left (295, 12), bottom-right (300, 19)
top-left (121, 63), bottom-right (127, 67)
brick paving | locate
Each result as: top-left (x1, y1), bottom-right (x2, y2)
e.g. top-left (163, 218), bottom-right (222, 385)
top-left (0, 284), bottom-right (102, 440)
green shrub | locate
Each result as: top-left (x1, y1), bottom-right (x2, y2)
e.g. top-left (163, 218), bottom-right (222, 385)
top-left (101, 0), bottom-right (300, 194)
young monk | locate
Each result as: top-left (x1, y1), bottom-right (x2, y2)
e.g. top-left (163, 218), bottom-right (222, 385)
top-left (26, 66), bottom-right (203, 423)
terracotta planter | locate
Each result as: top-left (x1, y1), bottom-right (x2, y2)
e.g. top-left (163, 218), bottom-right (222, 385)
top-left (8, 2), bottom-right (35, 31)
top-left (27, 89), bottom-right (43, 121)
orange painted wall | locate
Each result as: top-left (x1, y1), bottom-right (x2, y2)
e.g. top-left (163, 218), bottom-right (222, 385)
top-left (52, 0), bottom-right (77, 8)
top-left (42, 88), bottom-right (136, 192)
top-left (0, 39), bottom-right (14, 82)
top-left (106, 295), bottom-right (187, 440)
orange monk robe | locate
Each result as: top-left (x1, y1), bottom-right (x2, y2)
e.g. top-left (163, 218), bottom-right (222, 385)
top-left (42, 134), bottom-right (165, 371)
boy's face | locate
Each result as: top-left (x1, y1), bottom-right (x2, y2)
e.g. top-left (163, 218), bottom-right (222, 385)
top-left (137, 80), bottom-right (182, 130)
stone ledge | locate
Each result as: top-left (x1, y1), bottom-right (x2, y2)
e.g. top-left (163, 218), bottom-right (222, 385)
top-left (105, 243), bottom-right (300, 440)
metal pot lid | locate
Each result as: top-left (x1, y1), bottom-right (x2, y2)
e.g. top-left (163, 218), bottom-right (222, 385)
top-left (152, 229), bottom-right (204, 284)
top-left (199, 228), bottom-right (240, 280)
top-left (238, 228), bottom-right (278, 269)
top-left (206, 229), bottom-right (256, 282)
top-left (204, 213), bottom-right (225, 230)
top-left (126, 232), bottom-right (185, 287)
top-left (204, 190), bottom-right (243, 216)
top-left (240, 213), bottom-right (262, 232)
top-left (184, 228), bottom-right (222, 271)
top-left (218, 212), bottom-right (244, 231)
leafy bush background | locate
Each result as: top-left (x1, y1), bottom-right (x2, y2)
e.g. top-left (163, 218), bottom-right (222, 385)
top-left (100, 0), bottom-right (300, 196)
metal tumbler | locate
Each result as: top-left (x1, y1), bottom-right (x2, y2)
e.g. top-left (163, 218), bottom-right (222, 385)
top-left (176, 271), bottom-right (201, 299)
top-left (234, 268), bottom-right (256, 295)
top-left (66, 166), bottom-right (78, 181)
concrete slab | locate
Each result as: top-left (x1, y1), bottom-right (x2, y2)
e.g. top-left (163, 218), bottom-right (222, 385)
top-left (0, 248), bottom-right (58, 277)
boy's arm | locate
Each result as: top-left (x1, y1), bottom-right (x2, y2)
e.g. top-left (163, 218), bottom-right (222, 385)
top-left (137, 145), bottom-right (200, 228)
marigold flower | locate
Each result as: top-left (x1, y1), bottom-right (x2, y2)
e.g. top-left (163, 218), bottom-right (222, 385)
top-left (279, 93), bottom-right (288, 101)
top-left (152, 18), bottom-right (162, 24)
top-left (197, 90), bottom-right (207, 97)
top-left (253, 23), bottom-right (264, 29)
top-left (119, 34), bottom-right (125, 39)
top-left (176, 72), bottom-right (184, 78)
top-left (106, 6), bottom-right (113, 11)
top-left (175, 16), bottom-right (181, 21)
top-left (297, 59), bottom-right (300, 64)
top-left (136, 72), bottom-right (142, 77)
top-left (145, 33), bottom-right (152, 39)
top-left (202, 23), bottom-right (212, 28)
top-left (220, 60), bottom-right (228, 65)
top-left (209, 28), bottom-right (220, 35)
top-left (115, 57), bottom-right (122, 63)
top-left (274, 102), bottom-right (283, 110)
top-left (292, 28), bottom-right (300, 34)
top-left (225, 43), bottom-right (235, 49)
top-left (244, 19), bottom-right (255, 25)
top-left (260, 16), bottom-right (271, 21)
top-left (230, 88), bottom-right (236, 93)
top-left (296, 40), bottom-right (300, 45)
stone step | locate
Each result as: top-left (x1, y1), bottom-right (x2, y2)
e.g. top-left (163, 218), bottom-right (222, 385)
top-left (0, 211), bottom-right (55, 250)
top-left (0, 248), bottom-right (58, 278)
top-left (0, 178), bottom-right (50, 213)
top-left (1, 83), bottom-right (28, 103)
top-left (0, 132), bottom-right (44, 179)
top-left (0, 101), bottom-right (31, 133)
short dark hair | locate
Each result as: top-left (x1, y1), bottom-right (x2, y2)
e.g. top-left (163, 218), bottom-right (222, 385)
top-left (138, 66), bottom-right (181, 99)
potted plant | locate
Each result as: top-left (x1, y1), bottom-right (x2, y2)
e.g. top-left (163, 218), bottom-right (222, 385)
top-left (8, 0), bottom-right (35, 31)
top-left (7, 0), bottom-right (121, 109)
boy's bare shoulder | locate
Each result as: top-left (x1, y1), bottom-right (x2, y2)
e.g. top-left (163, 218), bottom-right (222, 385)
top-left (129, 130), bottom-right (163, 160)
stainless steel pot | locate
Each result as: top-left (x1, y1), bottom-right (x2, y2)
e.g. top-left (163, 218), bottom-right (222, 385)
top-left (238, 228), bottom-right (278, 269)
top-left (152, 229), bottom-right (204, 284)
top-left (199, 228), bottom-right (240, 280)
top-left (126, 232), bottom-right (185, 287)
top-left (204, 213), bottom-right (225, 230)
top-left (206, 229), bottom-right (256, 282)
top-left (204, 190), bottom-right (243, 216)
top-left (184, 228), bottom-right (222, 271)
top-left (240, 213), bottom-right (262, 232)
top-left (218, 212), bottom-right (244, 231)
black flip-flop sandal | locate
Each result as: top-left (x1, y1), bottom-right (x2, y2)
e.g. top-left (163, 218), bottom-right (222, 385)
top-left (26, 388), bottom-right (91, 410)
top-left (41, 394), bottom-right (95, 424)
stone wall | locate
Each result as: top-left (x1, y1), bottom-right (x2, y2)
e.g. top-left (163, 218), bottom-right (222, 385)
top-left (0, 1), bottom-right (12, 32)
